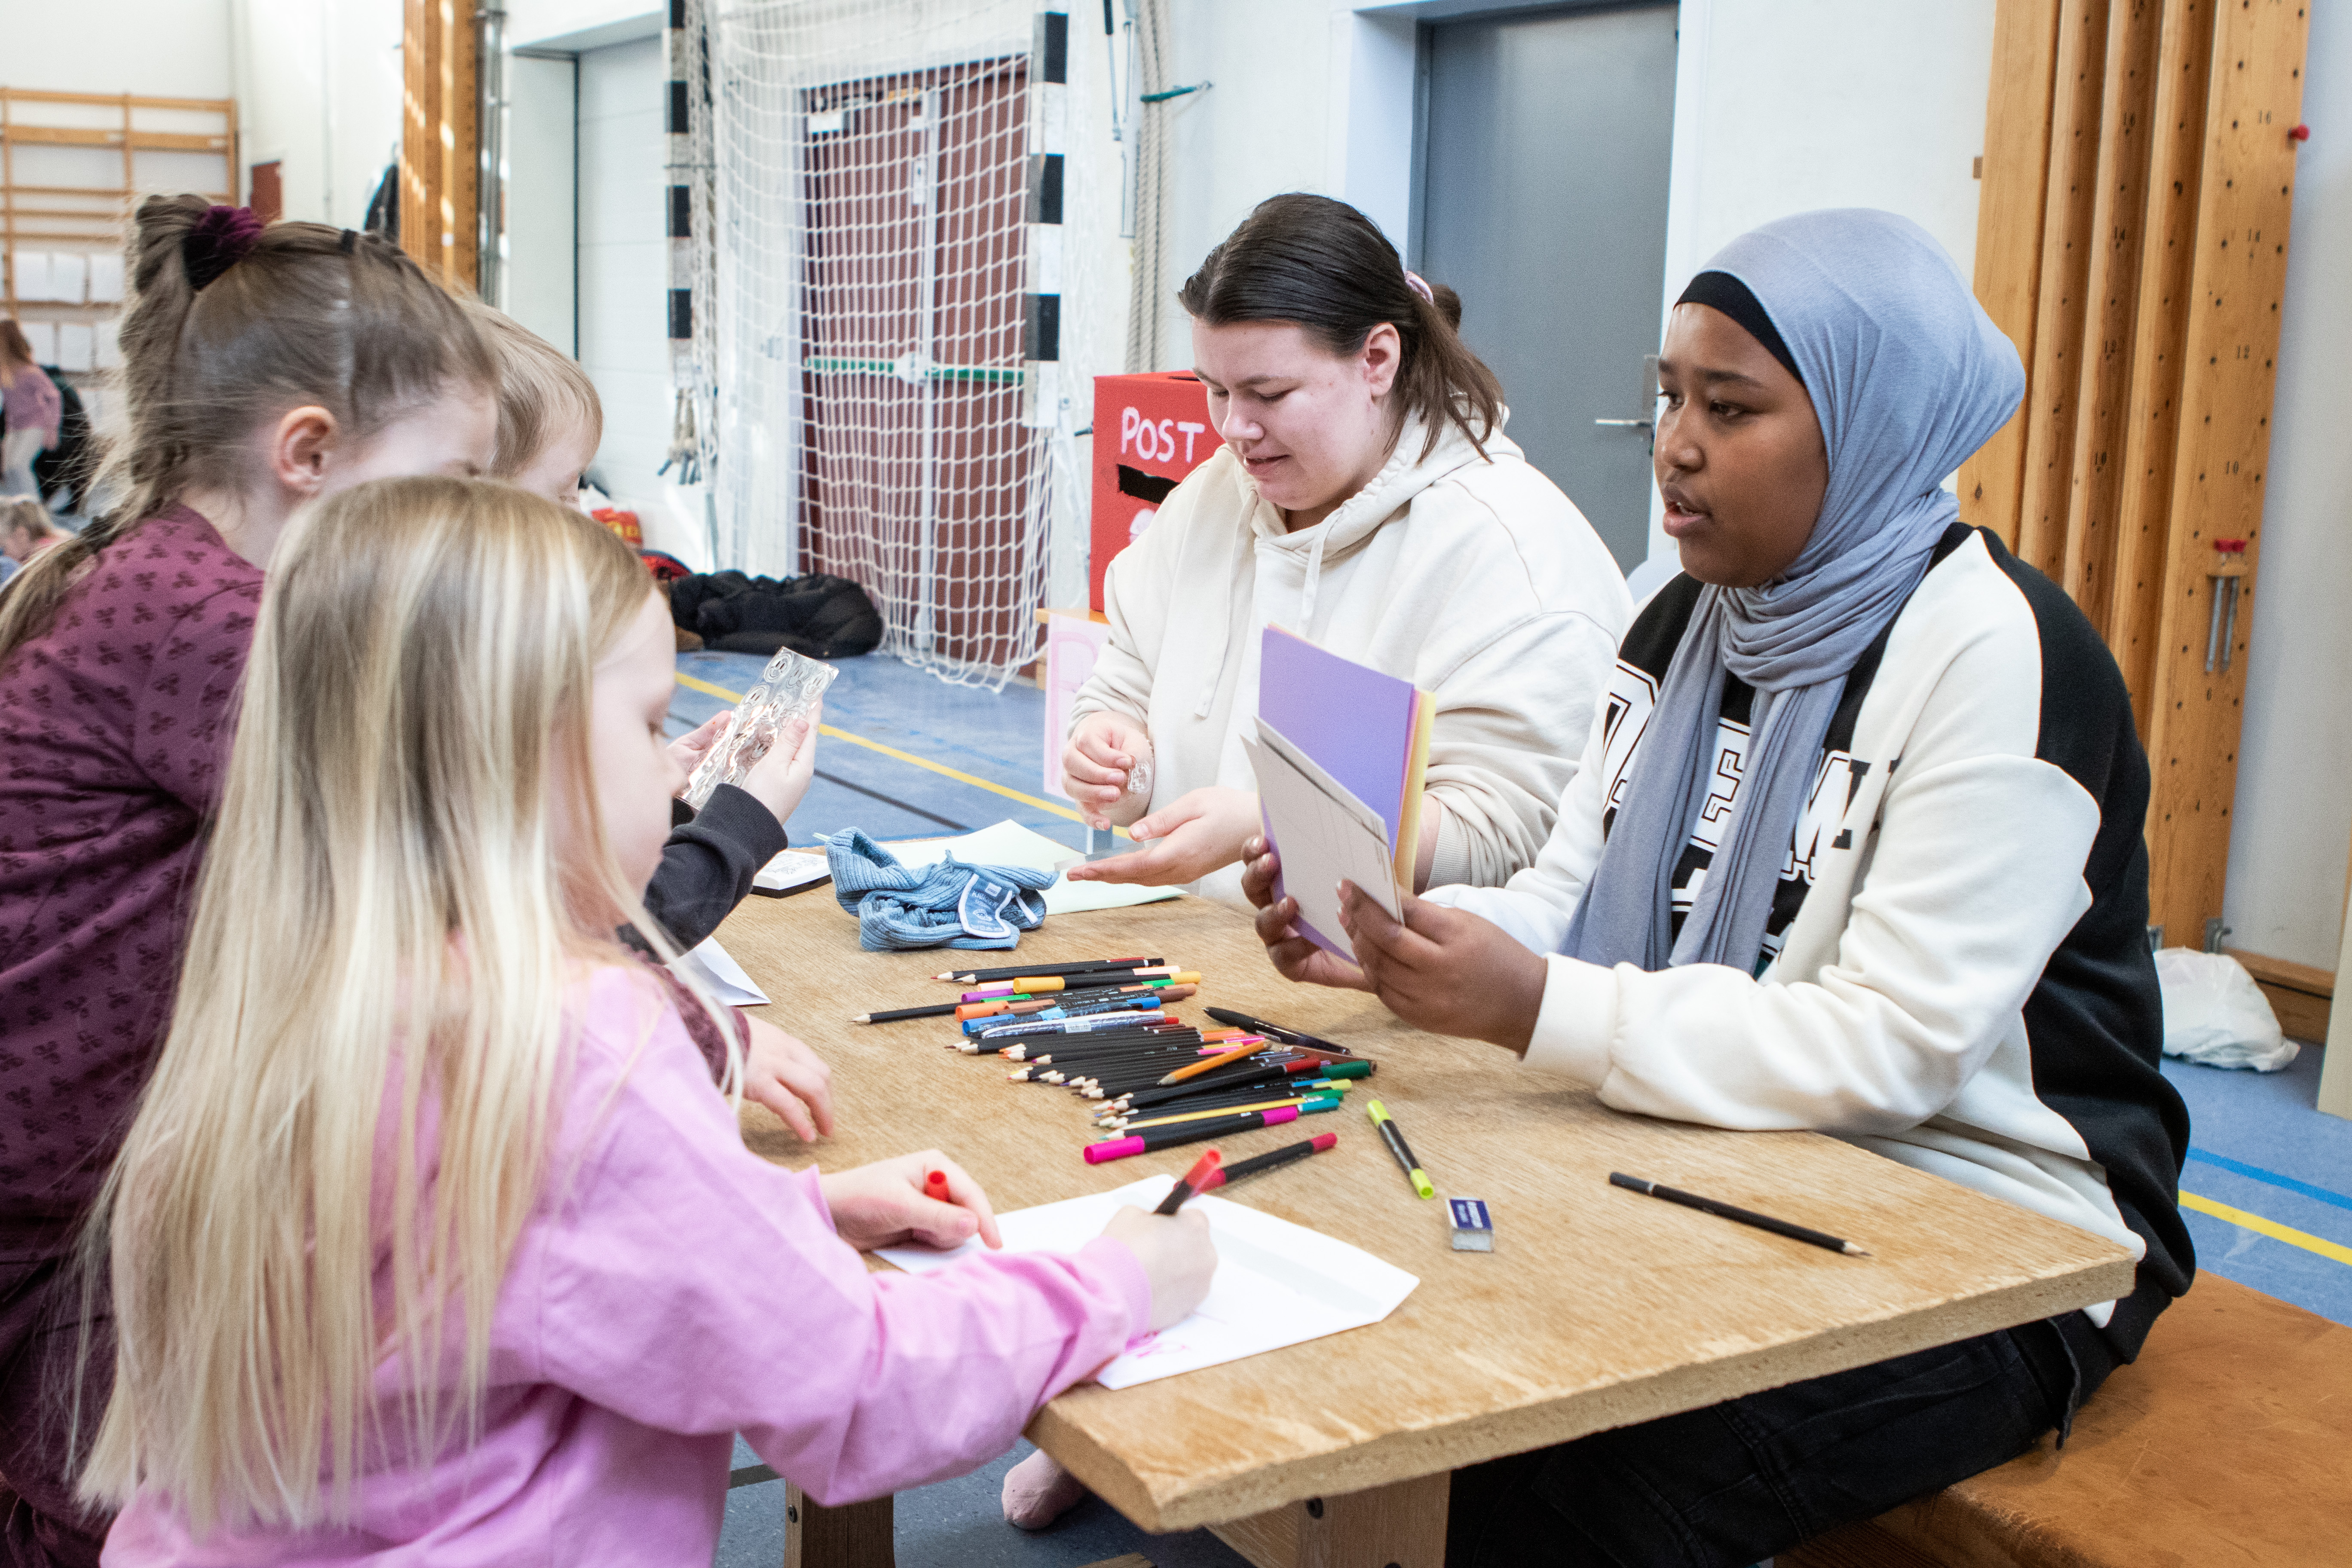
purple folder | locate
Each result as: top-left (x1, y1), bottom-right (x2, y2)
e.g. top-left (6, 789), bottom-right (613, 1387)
top-left (1256, 626), bottom-right (1426, 956)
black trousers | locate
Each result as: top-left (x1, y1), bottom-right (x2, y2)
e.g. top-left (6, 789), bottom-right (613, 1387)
top-left (1446, 1313), bottom-right (2116, 1568)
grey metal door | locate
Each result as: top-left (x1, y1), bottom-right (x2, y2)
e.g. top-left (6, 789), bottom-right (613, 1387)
top-left (1418, 3), bottom-right (1678, 570)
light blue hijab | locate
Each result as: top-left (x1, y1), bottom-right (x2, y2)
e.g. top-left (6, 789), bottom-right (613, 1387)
top-left (1561, 209), bottom-right (2025, 973)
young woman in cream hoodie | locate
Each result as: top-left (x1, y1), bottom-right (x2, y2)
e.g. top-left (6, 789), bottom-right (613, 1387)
top-left (1060, 194), bottom-right (1629, 908)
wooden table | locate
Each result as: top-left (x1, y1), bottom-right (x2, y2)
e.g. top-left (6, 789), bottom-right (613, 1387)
top-left (717, 889), bottom-right (2135, 1568)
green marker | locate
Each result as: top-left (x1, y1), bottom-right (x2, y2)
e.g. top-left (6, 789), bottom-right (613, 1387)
top-left (1367, 1099), bottom-right (1435, 1200)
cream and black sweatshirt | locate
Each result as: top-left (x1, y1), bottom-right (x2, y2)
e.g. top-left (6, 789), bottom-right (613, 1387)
top-left (1428, 524), bottom-right (2193, 1359)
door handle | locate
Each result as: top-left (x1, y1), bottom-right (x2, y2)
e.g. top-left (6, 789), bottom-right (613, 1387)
top-left (1596, 355), bottom-right (1662, 438)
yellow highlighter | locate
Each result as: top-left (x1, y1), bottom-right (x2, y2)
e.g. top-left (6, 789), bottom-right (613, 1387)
top-left (1367, 1099), bottom-right (1435, 1200)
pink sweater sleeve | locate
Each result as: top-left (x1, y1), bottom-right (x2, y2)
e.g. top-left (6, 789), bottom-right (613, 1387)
top-left (523, 974), bottom-right (1151, 1506)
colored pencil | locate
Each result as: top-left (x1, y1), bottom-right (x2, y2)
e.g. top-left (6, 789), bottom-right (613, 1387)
top-left (957, 992), bottom-right (1172, 1034)
top-left (1104, 1093), bottom-right (1340, 1133)
top-left (966, 965), bottom-right (1185, 997)
top-left (955, 980), bottom-right (1193, 1021)
top-left (1085, 1105), bottom-right (1323, 1162)
top-left (939, 957), bottom-right (1159, 983)
top-left (851, 999), bottom-right (968, 1024)
top-left (995, 1036), bottom-right (1205, 1067)
top-left (973, 968), bottom-right (1197, 1001)
top-left (1157, 1040), bottom-right (1263, 1086)
top-left (1608, 1173), bottom-right (1871, 1256)
top-left (1110, 1057), bottom-right (1328, 1105)
top-left (1096, 1083), bottom-right (1348, 1128)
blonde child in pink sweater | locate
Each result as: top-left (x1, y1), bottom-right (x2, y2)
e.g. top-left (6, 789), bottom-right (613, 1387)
top-left (82, 478), bottom-right (1214, 1565)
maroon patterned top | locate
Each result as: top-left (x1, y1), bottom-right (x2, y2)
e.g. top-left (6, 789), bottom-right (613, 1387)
top-left (0, 507), bottom-right (261, 1254)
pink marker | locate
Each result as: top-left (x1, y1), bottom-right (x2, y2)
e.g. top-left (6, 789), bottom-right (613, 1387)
top-left (1082, 1105), bottom-right (1302, 1164)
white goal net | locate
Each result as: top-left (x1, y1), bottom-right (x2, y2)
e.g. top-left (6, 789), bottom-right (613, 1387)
top-left (691, 0), bottom-right (1112, 688)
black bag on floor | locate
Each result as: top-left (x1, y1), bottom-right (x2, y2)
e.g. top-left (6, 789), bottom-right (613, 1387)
top-left (668, 570), bottom-right (883, 659)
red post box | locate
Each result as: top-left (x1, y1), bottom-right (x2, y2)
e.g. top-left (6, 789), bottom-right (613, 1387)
top-left (1090, 371), bottom-right (1219, 611)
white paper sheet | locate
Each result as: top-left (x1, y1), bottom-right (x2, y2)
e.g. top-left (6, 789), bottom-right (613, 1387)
top-left (875, 1175), bottom-right (1418, 1389)
top-left (671, 936), bottom-right (770, 1006)
top-left (87, 253), bottom-right (125, 304)
top-left (885, 819), bottom-right (1179, 915)
top-left (93, 318), bottom-right (120, 371)
top-left (20, 322), bottom-right (56, 365)
top-left (1244, 728), bottom-right (1399, 964)
top-left (753, 848), bottom-right (832, 894)
top-left (1038, 612), bottom-right (1111, 805)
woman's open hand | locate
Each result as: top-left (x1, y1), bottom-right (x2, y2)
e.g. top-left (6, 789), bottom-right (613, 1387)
top-left (1067, 787), bottom-right (1260, 886)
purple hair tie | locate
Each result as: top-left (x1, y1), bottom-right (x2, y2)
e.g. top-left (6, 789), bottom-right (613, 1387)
top-left (183, 204), bottom-right (265, 292)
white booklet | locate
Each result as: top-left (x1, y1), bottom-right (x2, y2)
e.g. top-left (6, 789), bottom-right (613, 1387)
top-left (1244, 718), bottom-right (1401, 963)
top-left (670, 936), bottom-right (770, 1006)
top-left (753, 848), bottom-right (833, 895)
top-left (874, 1174), bottom-right (1418, 1389)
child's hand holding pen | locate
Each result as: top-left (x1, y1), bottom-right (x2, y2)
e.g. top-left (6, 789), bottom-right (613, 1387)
top-left (820, 1152), bottom-right (1004, 1252)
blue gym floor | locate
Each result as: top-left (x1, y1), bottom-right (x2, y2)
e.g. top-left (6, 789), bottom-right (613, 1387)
top-left (678, 646), bottom-right (2352, 1568)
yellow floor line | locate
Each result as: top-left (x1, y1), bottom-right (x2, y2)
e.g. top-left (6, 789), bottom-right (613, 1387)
top-left (674, 670), bottom-right (1127, 837)
top-left (2180, 1189), bottom-right (2352, 1268)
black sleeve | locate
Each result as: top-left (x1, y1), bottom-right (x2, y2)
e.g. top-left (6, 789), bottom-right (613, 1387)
top-left (639, 784), bottom-right (789, 951)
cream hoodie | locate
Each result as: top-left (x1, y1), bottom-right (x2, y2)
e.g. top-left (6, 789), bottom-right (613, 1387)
top-left (1070, 413), bottom-right (1630, 906)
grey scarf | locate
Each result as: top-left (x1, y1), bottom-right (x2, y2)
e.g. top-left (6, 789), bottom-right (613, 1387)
top-left (1562, 209), bottom-right (2025, 973)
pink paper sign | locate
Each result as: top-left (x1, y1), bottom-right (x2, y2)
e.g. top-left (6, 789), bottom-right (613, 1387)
top-left (1041, 613), bottom-right (1112, 802)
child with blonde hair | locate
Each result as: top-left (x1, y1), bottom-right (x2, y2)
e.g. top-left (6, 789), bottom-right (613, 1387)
top-left (472, 303), bottom-right (601, 508)
top-left (82, 478), bottom-right (1213, 1562)
top-left (467, 300), bottom-right (812, 961)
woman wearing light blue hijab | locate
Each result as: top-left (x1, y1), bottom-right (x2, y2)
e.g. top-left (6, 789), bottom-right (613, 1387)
top-left (1245, 210), bottom-right (2193, 1564)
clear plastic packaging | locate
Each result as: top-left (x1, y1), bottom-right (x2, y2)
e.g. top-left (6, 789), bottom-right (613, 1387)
top-left (683, 645), bottom-right (839, 809)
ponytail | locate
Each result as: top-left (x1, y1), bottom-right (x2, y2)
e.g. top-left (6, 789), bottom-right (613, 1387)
top-left (0, 195), bottom-right (496, 665)
top-left (1176, 193), bottom-right (1503, 464)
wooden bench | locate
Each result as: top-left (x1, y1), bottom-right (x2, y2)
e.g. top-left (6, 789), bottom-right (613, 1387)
top-left (1782, 1274), bottom-right (2352, 1568)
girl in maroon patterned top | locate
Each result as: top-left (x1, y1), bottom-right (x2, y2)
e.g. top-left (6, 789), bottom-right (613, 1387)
top-left (0, 198), bottom-right (499, 1567)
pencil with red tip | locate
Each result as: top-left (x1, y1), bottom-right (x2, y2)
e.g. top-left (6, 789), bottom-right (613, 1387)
top-left (938, 957), bottom-right (1158, 983)
top-left (1153, 1148), bottom-right (1224, 1215)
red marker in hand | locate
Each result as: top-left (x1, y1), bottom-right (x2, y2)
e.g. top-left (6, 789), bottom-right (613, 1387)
top-left (1153, 1148), bottom-right (1224, 1215)
top-left (923, 1169), bottom-right (951, 1203)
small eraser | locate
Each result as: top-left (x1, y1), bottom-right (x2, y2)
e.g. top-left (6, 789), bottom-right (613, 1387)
top-left (1447, 1197), bottom-right (1493, 1252)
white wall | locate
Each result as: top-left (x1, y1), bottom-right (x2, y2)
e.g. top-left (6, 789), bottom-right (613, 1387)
top-left (503, 54), bottom-right (580, 355)
top-left (575, 36), bottom-right (672, 499)
top-left (2, 2), bottom-right (233, 98)
top-left (2223, 3), bottom-right (2352, 970)
top-left (228, 0), bottom-right (405, 229)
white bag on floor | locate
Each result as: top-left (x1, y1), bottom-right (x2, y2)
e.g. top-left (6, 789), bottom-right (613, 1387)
top-left (2155, 948), bottom-right (2298, 1072)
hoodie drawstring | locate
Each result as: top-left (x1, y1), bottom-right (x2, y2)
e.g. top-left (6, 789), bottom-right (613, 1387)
top-left (1193, 519), bottom-right (1250, 718)
top-left (1298, 529), bottom-right (1329, 631)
